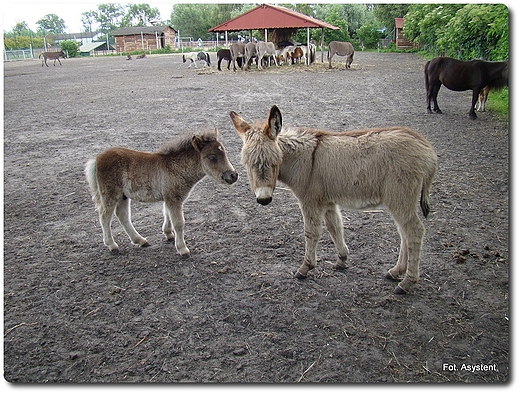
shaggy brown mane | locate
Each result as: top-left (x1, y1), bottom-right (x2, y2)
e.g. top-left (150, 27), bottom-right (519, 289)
top-left (157, 130), bottom-right (218, 155)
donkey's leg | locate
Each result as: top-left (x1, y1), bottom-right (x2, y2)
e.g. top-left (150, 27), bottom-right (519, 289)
top-left (386, 227), bottom-right (408, 281)
top-left (115, 198), bottom-right (149, 247)
top-left (390, 212), bottom-right (425, 294)
top-left (324, 205), bottom-right (349, 270)
top-left (164, 200), bottom-right (190, 257)
top-left (295, 204), bottom-right (325, 278)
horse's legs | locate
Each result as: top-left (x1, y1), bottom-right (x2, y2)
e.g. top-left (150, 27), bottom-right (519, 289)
top-left (57, 58), bottom-right (62, 66)
top-left (162, 202), bottom-right (175, 241)
top-left (114, 198), bottom-right (149, 247)
top-left (428, 82), bottom-right (443, 113)
top-left (328, 53), bottom-right (334, 69)
top-left (388, 211), bottom-right (425, 294)
top-left (468, 89), bottom-right (480, 119)
top-left (324, 205), bottom-right (349, 269)
top-left (98, 203), bottom-right (119, 252)
top-left (295, 204), bottom-right (325, 278)
top-left (164, 200), bottom-right (190, 257)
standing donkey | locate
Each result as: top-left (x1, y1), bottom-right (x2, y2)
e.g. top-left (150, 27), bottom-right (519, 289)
top-left (85, 130), bottom-right (238, 256)
top-left (327, 41), bottom-right (354, 69)
top-left (39, 50), bottom-right (67, 67)
top-left (230, 106), bottom-right (437, 294)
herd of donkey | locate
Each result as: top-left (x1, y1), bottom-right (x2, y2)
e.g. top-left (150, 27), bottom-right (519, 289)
top-left (77, 39), bottom-right (509, 295)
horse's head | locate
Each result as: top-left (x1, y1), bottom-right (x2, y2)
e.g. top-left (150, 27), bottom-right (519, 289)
top-left (60, 50), bottom-right (67, 58)
top-left (230, 106), bottom-right (283, 205)
top-left (192, 130), bottom-right (238, 185)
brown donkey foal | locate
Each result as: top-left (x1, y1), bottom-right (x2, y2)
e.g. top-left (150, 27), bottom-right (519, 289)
top-left (231, 106), bottom-right (437, 294)
top-left (85, 130), bottom-right (238, 256)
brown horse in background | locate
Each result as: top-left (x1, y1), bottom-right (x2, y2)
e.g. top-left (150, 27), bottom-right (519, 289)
top-left (84, 131), bottom-right (238, 256)
top-left (231, 105), bottom-right (437, 294)
top-left (425, 57), bottom-right (508, 119)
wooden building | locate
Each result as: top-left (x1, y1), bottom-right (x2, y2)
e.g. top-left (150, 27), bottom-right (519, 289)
top-left (394, 18), bottom-right (415, 50)
top-left (113, 25), bottom-right (177, 53)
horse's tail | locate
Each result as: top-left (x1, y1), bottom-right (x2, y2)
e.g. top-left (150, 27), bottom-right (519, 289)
top-left (38, 53), bottom-right (42, 59)
top-left (206, 53), bottom-right (211, 66)
top-left (327, 47), bottom-right (330, 60)
top-left (424, 60), bottom-right (431, 93)
top-left (84, 158), bottom-right (102, 211)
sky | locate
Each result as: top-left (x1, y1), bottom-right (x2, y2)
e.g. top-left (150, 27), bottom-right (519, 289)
top-left (2, 0), bottom-right (177, 33)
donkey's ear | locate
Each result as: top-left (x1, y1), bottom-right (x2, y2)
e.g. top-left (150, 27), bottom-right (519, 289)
top-left (266, 105), bottom-right (282, 140)
top-left (191, 135), bottom-right (205, 152)
top-left (230, 111), bottom-right (250, 137)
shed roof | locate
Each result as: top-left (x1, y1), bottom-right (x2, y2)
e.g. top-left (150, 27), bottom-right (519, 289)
top-left (112, 25), bottom-right (176, 36)
top-left (79, 42), bottom-right (114, 52)
top-left (395, 18), bottom-right (404, 29)
top-left (209, 4), bottom-right (338, 32)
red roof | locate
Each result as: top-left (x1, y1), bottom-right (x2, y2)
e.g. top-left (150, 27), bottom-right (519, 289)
top-left (209, 4), bottom-right (338, 32)
top-left (395, 18), bottom-right (404, 29)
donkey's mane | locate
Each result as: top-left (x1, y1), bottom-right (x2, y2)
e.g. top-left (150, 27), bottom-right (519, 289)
top-left (157, 130), bottom-right (217, 155)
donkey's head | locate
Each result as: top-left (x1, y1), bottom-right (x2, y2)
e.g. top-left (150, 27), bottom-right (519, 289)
top-left (230, 105), bottom-right (284, 205)
top-left (192, 131), bottom-right (238, 185)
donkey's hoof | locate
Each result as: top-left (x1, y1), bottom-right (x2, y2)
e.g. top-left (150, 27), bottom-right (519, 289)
top-left (109, 248), bottom-right (120, 255)
top-left (334, 264), bottom-right (347, 272)
top-left (140, 242), bottom-right (151, 248)
top-left (385, 271), bottom-right (399, 282)
top-left (294, 271), bottom-right (307, 280)
top-left (393, 284), bottom-right (409, 295)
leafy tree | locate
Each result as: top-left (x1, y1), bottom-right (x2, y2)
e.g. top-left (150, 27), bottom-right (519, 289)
top-left (81, 10), bottom-right (97, 33)
top-left (170, 4), bottom-right (214, 40)
top-left (95, 4), bottom-right (125, 34)
top-left (403, 4), bottom-right (464, 51)
top-left (356, 23), bottom-right (383, 49)
top-left (373, 4), bottom-right (409, 33)
top-left (122, 3), bottom-right (160, 27)
top-left (436, 3), bottom-right (508, 60)
top-left (37, 14), bottom-right (66, 34)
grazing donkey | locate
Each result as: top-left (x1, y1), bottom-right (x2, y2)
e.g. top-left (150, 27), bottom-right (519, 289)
top-left (256, 41), bottom-right (278, 70)
top-left (327, 41), bottom-right (354, 69)
top-left (230, 106), bottom-right (437, 294)
top-left (39, 50), bottom-right (66, 67)
top-left (84, 130), bottom-right (238, 256)
top-left (230, 43), bottom-right (246, 71)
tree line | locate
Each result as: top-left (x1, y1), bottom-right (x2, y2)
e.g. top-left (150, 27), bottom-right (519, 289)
top-left (4, 3), bottom-right (508, 61)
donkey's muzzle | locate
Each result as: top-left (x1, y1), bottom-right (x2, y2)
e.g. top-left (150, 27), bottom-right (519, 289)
top-left (223, 170), bottom-right (238, 184)
top-left (256, 196), bottom-right (272, 205)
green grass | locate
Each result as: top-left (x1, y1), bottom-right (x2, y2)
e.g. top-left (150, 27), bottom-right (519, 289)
top-left (485, 87), bottom-right (509, 119)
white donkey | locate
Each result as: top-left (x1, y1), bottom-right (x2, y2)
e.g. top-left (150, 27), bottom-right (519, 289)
top-left (231, 105), bottom-right (438, 294)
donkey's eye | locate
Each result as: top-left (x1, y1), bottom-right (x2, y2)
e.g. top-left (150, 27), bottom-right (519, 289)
top-left (207, 154), bottom-right (217, 163)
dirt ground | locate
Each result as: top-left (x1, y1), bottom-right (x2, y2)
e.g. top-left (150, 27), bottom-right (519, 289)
top-left (3, 51), bottom-right (509, 383)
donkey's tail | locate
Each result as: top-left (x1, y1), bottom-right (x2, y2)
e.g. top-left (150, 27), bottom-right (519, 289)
top-left (84, 158), bottom-right (102, 210)
top-left (420, 170), bottom-right (435, 218)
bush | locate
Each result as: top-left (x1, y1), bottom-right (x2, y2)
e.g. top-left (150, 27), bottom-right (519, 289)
top-left (60, 40), bottom-right (79, 58)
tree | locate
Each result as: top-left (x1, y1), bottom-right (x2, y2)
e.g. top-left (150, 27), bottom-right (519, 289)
top-left (170, 4), bottom-right (213, 40)
top-left (425, 4), bottom-right (508, 60)
top-left (37, 14), bottom-right (66, 34)
top-left (95, 4), bottom-right (125, 34)
top-left (122, 3), bottom-right (160, 27)
top-left (373, 4), bottom-right (409, 33)
top-left (81, 10), bottom-right (97, 33)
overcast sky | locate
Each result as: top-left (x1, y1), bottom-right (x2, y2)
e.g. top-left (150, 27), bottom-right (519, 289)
top-left (2, 1), bottom-right (176, 33)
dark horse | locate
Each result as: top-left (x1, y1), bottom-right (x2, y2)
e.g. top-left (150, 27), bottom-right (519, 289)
top-left (216, 49), bottom-right (242, 71)
top-left (425, 57), bottom-right (508, 119)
